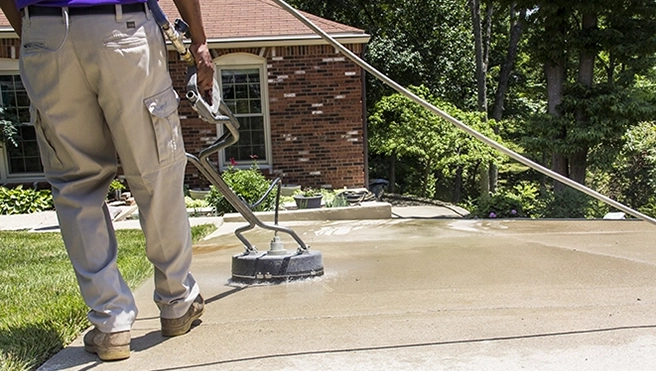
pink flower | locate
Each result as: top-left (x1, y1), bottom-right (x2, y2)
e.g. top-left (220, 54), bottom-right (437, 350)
top-left (229, 158), bottom-right (236, 166)
top-left (489, 212), bottom-right (497, 218)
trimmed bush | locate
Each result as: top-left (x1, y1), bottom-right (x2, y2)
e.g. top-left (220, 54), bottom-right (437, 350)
top-left (0, 186), bottom-right (54, 215)
top-left (206, 164), bottom-right (276, 215)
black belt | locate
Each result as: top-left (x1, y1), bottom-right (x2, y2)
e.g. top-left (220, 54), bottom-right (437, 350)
top-left (24, 3), bottom-right (146, 17)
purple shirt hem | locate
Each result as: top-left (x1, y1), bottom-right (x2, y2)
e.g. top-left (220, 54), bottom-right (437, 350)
top-left (16, 0), bottom-right (147, 10)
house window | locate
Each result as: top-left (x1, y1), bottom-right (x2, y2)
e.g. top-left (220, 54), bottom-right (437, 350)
top-left (216, 54), bottom-right (270, 169)
top-left (221, 69), bottom-right (265, 162)
top-left (0, 72), bottom-right (43, 179)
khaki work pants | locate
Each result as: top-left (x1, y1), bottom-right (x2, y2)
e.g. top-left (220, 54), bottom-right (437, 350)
top-left (19, 6), bottom-right (199, 333)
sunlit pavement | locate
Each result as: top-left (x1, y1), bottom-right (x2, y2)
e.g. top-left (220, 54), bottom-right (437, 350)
top-left (39, 218), bottom-right (656, 370)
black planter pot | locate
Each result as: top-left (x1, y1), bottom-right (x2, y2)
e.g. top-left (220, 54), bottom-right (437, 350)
top-left (293, 194), bottom-right (323, 209)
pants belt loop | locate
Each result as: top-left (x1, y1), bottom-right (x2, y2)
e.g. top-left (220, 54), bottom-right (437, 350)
top-left (115, 4), bottom-right (123, 22)
top-left (22, 6), bottom-right (31, 28)
top-left (144, 3), bottom-right (150, 20)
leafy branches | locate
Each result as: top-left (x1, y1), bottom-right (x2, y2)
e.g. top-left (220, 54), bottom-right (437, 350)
top-left (0, 186), bottom-right (54, 215)
top-left (0, 107), bottom-right (19, 149)
top-left (369, 85), bottom-right (503, 198)
top-left (206, 162), bottom-right (276, 215)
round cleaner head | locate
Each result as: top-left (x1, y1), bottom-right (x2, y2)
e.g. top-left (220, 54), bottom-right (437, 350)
top-left (231, 250), bottom-right (324, 284)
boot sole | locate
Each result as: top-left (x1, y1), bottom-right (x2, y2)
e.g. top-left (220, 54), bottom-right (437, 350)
top-left (161, 306), bottom-right (205, 337)
top-left (84, 344), bottom-right (130, 361)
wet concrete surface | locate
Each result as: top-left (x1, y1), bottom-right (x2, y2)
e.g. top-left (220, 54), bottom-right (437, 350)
top-left (39, 218), bottom-right (656, 370)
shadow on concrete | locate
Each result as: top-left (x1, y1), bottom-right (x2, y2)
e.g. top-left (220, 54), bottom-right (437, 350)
top-left (205, 285), bottom-right (249, 305)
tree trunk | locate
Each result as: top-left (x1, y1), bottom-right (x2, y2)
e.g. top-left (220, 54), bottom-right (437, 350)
top-left (470, 0), bottom-right (492, 194)
top-left (492, 5), bottom-right (526, 121)
top-left (544, 7), bottom-right (568, 193)
top-left (540, 151), bottom-right (548, 194)
top-left (571, 12), bottom-right (597, 185)
top-left (606, 54), bottom-right (615, 84)
top-left (479, 163), bottom-right (490, 196)
top-left (570, 149), bottom-right (588, 185)
top-left (453, 166), bottom-right (463, 204)
top-left (552, 151), bottom-right (568, 193)
top-left (490, 4), bottom-right (526, 192)
top-left (421, 157), bottom-right (432, 198)
top-left (389, 154), bottom-right (396, 193)
top-left (470, 0), bottom-right (488, 113)
top-left (489, 163), bottom-right (498, 193)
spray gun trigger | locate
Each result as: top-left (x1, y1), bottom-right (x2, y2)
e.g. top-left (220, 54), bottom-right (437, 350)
top-left (174, 19), bottom-right (190, 38)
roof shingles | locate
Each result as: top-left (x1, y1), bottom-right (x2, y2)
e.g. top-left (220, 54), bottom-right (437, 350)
top-left (0, 0), bottom-right (365, 39)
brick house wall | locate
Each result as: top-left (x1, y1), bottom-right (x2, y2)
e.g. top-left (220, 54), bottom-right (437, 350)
top-left (0, 39), bottom-right (17, 59)
top-left (1, 38), bottom-right (367, 191)
top-left (173, 43), bottom-right (366, 191)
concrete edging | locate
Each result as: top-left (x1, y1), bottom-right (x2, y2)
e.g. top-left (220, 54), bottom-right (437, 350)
top-left (221, 201), bottom-right (392, 222)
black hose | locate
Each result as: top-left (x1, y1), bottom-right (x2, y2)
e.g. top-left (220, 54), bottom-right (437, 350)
top-left (146, 0), bottom-right (168, 28)
top-left (146, 0), bottom-right (193, 64)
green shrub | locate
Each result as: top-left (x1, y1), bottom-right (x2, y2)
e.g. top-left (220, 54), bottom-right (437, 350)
top-left (184, 196), bottom-right (210, 217)
top-left (468, 182), bottom-right (540, 218)
top-left (206, 164), bottom-right (276, 215)
top-left (108, 179), bottom-right (126, 192)
top-left (540, 188), bottom-right (589, 218)
top-left (324, 191), bottom-right (349, 208)
top-left (184, 196), bottom-right (209, 209)
top-left (0, 186), bottom-right (54, 215)
top-left (638, 196), bottom-right (656, 218)
top-left (296, 188), bottom-right (321, 197)
top-left (0, 107), bottom-right (19, 149)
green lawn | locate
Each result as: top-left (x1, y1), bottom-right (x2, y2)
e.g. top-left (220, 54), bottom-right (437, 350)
top-left (0, 224), bottom-right (217, 371)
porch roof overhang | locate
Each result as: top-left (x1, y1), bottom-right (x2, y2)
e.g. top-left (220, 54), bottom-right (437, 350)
top-left (191, 33), bottom-right (369, 50)
top-left (0, 28), bottom-right (18, 38)
top-left (0, 29), bottom-right (370, 50)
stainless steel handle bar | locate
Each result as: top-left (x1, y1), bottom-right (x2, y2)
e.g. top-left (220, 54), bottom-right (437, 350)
top-left (185, 80), bottom-right (310, 253)
top-left (147, 0), bottom-right (311, 251)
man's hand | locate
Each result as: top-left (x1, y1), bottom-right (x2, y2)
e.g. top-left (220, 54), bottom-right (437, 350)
top-left (190, 42), bottom-right (214, 96)
top-left (172, 0), bottom-right (213, 97)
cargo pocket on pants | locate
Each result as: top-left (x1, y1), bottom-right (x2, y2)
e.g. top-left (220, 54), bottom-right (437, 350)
top-left (31, 105), bottom-right (63, 171)
top-left (144, 87), bottom-right (183, 164)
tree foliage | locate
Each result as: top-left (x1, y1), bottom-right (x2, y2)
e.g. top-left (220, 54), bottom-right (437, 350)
top-left (286, 0), bottom-right (477, 109)
top-left (516, 0), bottom-right (656, 186)
top-left (603, 121), bottom-right (656, 214)
top-left (0, 107), bottom-right (18, 149)
top-left (285, 0), bottom-right (656, 215)
top-left (369, 85), bottom-right (502, 198)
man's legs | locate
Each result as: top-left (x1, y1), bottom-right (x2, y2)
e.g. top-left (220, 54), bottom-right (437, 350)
top-left (19, 13), bottom-right (137, 334)
top-left (20, 7), bottom-right (201, 341)
top-left (68, 10), bottom-right (201, 320)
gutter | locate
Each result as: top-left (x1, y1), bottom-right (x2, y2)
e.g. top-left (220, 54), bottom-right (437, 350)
top-left (187, 33), bottom-right (370, 50)
top-left (0, 29), bottom-right (18, 38)
top-left (0, 28), bottom-right (370, 48)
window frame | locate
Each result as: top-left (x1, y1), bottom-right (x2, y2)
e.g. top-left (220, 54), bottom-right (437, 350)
top-left (215, 53), bottom-right (271, 171)
top-left (0, 59), bottom-right (45, 183)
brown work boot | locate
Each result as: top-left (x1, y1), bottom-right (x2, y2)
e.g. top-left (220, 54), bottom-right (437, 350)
top-left (83, 327), bottom-right (130, 361)
top-left (161, 294), bottom-right (205, 337)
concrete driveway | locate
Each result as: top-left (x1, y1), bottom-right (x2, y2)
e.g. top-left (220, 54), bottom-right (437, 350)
top-left (39, 218), bottom-right (656, 370)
